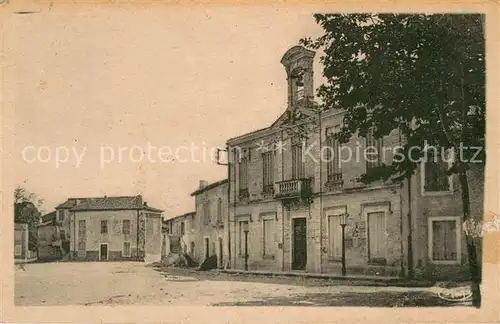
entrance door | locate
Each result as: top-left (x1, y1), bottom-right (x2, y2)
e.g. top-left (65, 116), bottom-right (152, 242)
top-left (292, 218), bottom-right (307, 270)
top-left (204, 238), bottom-right (209, 259)
top-left (99, 243), bottom-right (108, 261)
top-left (218, 237), bottom-right (224, 268)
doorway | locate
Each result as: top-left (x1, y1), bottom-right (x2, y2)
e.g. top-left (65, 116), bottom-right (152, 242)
top-left (218, 237), bottom-right (224, 268)
top-left (204, 237), bottom-right (209, 260)
top-left (99, 243), bottom-right (108, 261)
top-left (292, 218), bottom-right (307, 270)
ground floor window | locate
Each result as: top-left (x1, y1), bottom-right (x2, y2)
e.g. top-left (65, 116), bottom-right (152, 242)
top-left (428, 216), bottom-right (461, 264)
top-left (263, 219), bottom-right (275, 258)
top-left (328, 215), bottom-right (342, 259)
top-left (14, 245), bottom-right (22, 256)
top-left (367, 211), bottom-right (386, 263)
top-left (78, 241), bottom-right (86, 257)
top-left (123, 242), bottom-right (131, 257)
top-left (239, 220), bottom-right (249, 255)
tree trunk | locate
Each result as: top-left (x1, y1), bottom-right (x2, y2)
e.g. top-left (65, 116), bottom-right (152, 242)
top-left (458, 170), bottom-right (481, 308)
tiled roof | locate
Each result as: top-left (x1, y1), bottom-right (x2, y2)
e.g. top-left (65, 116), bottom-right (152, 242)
top-left (55, 195), bottom-right (163, 213)
top-left (41, 211), bottom-right (56, 222)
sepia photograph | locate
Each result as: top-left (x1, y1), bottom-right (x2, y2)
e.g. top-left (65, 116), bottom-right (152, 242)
top-left (2, 2), bottom-right (498, 323)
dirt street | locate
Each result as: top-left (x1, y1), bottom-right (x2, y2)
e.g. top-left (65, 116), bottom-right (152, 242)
top-left (15, 262), bottom-right (457, 306)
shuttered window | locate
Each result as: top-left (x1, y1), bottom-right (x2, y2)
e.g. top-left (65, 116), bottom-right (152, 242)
top-left (431, 220), bottom-right (458, 262)
top-left (367, 211), bottom-right (386, 261)
top-left (424, 149), bottom-right (451, 193)
top-left (122, 220), bottom-right (131, 235)
top-left (365, 128), bottom-right (383, 170)
top-left (239, 221), bottom-right (248, 255)
top-left (291, 144), bottom-right (304, 179)
top-left (263, 219), bottom-right (275, 257)
top-left (328, 215), bottom-right (342, 258)
top-left (262, 152), bottom-right (274, 194)
top-left (123, 242), bottom-right (131, 257)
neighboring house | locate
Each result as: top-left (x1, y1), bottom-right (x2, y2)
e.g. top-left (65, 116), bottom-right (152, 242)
top-left (161, 219), bottom-right (170, 259)
top-left (165, 211), bottom-right (197, 260)
top-left (226, 45), bottom-right (483, 279)
top-left (55, 195), bottom-right (163, 262)
top-left (191, 179), bottom-right (229, 268)
top-left (37, 211), bottom-right (65, 261)
top-left (14, 201), bottom-right (40, 253)
top-left (14, 222), bottom-right (29, 260)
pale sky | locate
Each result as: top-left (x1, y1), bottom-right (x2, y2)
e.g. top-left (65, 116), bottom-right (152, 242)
top-left (11, 6), bottom-right (324, 218)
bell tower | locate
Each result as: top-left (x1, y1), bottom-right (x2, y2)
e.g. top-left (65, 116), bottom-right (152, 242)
top-left (280, 45), bottom-right (315, 110)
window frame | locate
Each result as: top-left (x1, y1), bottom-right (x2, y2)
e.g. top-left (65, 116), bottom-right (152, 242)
top-left (262, 151), bottom-right (274, 194)
top-left (262, 217), bottom-right (275, 259)
top-left (100, 220), bottom-right (108, 234)
top-left (420, 147), bottom-right (454, 196)
top-left (122, 241), bottom-right (132, 257)
top-left (326, 206), bottom-right (346, 261)
top-left (365, 127), bottom-right (383, 171)
top-left (58, 209), bottom-right (65, 222)
top-left (428, 216), bottom-right (462, 265)
top-left (122, 219), bottom-right (131, 235)
top-left (14, 245), bottom-right (22, 256)
top-left (363, 204), bottom-right (389, 264)
top-left (238, 220), bottom-right (249, 257)
top-left (291, 142), bottom-right (305, 180)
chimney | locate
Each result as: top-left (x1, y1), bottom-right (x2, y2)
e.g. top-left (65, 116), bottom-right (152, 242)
top-left (199, 180), bottom-right (209, 189)
top-left (143, 201), bottom-right (148, 207)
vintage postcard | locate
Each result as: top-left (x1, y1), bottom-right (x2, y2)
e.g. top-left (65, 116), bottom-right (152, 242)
top-left (1, 1), bottom-right (499, 323)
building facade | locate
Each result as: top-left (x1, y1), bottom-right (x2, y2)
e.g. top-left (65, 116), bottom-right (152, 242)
top-left (165, 211), bottom-right (197, 260)
top-left (37, 211), bottom-right (65, 261)
top-left (191, 179), bottom-right (229, 268)
top-left (54, 195), bottom-right (163, 262)
top-left (226, 45), bottom-right (483, 279)
top-left (14, 223), bottom-right (29, 260)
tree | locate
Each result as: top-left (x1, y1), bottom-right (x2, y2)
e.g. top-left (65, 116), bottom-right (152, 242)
top-left (301, 14), bottom-right (485, 307)
top-left (14, 187), bottom-right (43, 251)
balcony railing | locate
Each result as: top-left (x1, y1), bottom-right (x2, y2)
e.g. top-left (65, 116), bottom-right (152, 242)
top-left (325, 173), bottom-right (343, 192)
top-left (274, 178), bottom-right (312, 199)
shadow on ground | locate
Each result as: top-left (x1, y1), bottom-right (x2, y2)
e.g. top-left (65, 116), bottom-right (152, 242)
top-left (211, 291), bottom-right (460, 307)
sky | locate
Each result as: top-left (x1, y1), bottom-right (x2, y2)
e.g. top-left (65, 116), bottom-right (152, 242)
top-left (10, 5), bottom-right (324, 218)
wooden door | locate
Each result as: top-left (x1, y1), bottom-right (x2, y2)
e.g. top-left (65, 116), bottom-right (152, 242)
top-left (292, 218), bottom-right (307, 270)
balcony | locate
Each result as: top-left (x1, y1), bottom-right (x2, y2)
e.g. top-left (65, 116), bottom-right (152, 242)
top-left (274, 178), bottom-right (313, 200)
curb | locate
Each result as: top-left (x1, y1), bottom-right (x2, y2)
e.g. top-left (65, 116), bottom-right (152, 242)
top-left (219, 269), bottom-right (435, 287)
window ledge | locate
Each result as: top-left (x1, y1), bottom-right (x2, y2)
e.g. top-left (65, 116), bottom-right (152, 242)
top-left (328, 257), bottom-right (342, 262)
top-left (367, 258), bottom-right (387, 266)
top-left (429, 260), bottom-right (461, 265)
top-left (422, 190), bottom-right (454, 197)
top-left (263, 255), bottom-right (275, 260)
top-left (238, 253), bottom-right (248, 259)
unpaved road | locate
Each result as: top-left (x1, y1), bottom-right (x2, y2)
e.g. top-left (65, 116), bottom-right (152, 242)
top-left (15, 261), bottom-right (454, 306)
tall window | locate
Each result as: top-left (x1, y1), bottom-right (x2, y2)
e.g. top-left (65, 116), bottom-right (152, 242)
top-left (328, 215), bottom-right (342, 259)
top-left (238, 149), bottom-right (249, 198)
top-left (262, 151), bottom-right (274, 194)
top-left (180, 222), bottom-right (185, 235)
top-left (263, 219), bottom-right (275, 258)
top-left (367, 211), bottom-right (386, 263)
top-left (423, 148), bottom-right (452, 193)
top-left (326, 125), bottom-right (342, 189)
top-left (203, 201), bottom-right (211, 225)
top-left (123, 242), bottom-right (131, 257)
top-left (122, 220), bottom-right (131, 235)
top-left (216, 198), bottom-right (223, 223)
top-left (291, 142), bottom-right (304, 179)
top-left (78, 220), bottom-right (86, 257)
top-left (100, 220), bottom-right (108, 234)
top-left (365, 128), bottom-right (383, 170)
top-left (58, 210), bottom-right (65, 222)
top-left (239, 220), bottom-right (249, 255)
top-left (429, 217), bottom-right (460, 263)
